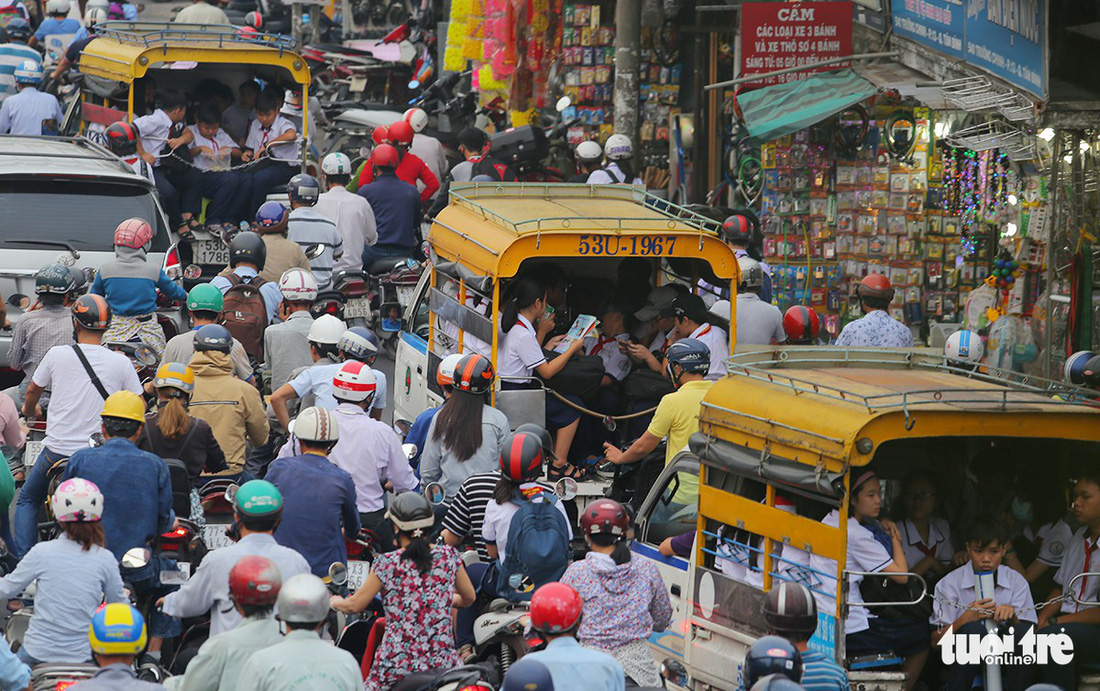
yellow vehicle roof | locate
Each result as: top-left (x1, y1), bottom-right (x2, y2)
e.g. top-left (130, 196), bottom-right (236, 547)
top-left (78, 22), bottom-right (310, 85)
top-left (431, 183), bottom-right (739, 279)
top-left (700, 348), bottom-right (1100, 467)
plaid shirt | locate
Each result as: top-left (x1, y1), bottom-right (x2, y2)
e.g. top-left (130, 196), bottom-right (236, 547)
top-left (8, 304), bottom-right (73, 378)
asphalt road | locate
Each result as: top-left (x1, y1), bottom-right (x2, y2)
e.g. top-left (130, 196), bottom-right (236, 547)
top-left (140, 0), bottom-right (189, 21)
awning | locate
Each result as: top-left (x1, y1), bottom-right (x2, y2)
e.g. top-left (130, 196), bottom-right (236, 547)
top-left (737, 69), bottom-right (877, 143)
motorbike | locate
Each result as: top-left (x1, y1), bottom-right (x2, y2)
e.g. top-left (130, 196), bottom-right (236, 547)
top-left (29, 662), bottom-right (100, 690)
top-left (389, 663), bottom-right (501, 691)
top-left (197, 479), bottom-right (239, 551)
top-left (365, 257), bottom-right (423, 349)
top-left (104, 339), bottom-right (160, 383)
top-left (489, 97), bottom-right (579, 183)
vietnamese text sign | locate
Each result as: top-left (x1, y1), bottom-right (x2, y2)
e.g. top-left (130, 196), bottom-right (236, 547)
top-left (740, 1), bottom-right (854, 87)
top-left (892, 0), bottom-right (965, 58)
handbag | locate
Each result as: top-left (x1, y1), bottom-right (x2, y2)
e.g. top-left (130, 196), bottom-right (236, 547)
top-left (859, 573), bottom-right (933, 621)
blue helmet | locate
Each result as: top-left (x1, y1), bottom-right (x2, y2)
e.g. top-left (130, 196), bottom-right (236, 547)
top-left (751, 675), bottom-right (806, 691)
top-left (194, 324), bottom-right (233, 353)
top-left (338, 326), bottom-right (378, 361)
top-left (666, 337), bottom-right (710, 375)
top-left (503, 658), bottom-right (554, 691)
top-left (287, 174), bottom-right (320, 206)
top-left (6, 18), bottom-right (31, 42)
top-left (743, 636), bottom-right (802, 689)
top-left (13, 59), bottom-right (42, 85)
top-left (255, 201), bottom-right (287, 228)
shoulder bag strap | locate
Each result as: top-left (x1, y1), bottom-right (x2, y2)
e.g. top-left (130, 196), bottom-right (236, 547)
top-left (71, 344), bottom-right (110, 400)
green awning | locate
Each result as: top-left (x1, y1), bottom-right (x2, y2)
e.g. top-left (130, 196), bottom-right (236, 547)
top-left (738, 69), bottom-right (877, 143)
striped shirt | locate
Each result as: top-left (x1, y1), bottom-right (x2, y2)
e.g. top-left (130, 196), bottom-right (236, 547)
top-left (287, 207), bottom-right (343, 291)
top-left (0, 43), bottom-right (39, 103)
top-left (800, 651), bottom-right (849, 691)
top-left (440, 470), bottom-right (499, 562)
top-left (8, 304), bottom-right (73, 379)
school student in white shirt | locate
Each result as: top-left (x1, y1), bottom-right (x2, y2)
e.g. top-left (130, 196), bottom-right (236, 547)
top-left (133, 89), bottom-right (198, 234)
top-left (898, 472), bottom-right (954, 582)
top-left (498, 277), bottom-right (585, 479)
top-left (241, 88), bottom-right (298, 219)
top-left (184, 103), bottom-right (244, 231)
top-left (667, 293), bottom-right (729, 380)
top-left (931, 516), bottom-right (1035, 691)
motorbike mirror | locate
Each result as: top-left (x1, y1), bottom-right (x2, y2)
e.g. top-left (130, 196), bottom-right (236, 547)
top-left (304, 244), bottom-right (326, 260)
top-left (89, 432), bottom-right (106, 448)
top-left (6, 294), bottom-right (28, 310)
top-left (392, 419), bottom-right (412, 437)
top-left (121, 547), bottom-right (152, 569)
top-left (402, 443), bottom-right (418, 461)
top-left (133, 345), bottom-right (158, 368)
top-left (82, 267), bottom-right (96, 286)
top-left (555, 95), bottom-right (572, 113)
top-left (328, 561), bottom-right (348, 586)
top-left (424, 482), bottom-right (446, 506)
top-left (183, 264), bottom-right (202, 280)
top-left (553, 477), bottom-right (578, 502)
top-left (661, 659), bottom-right (689, 686)
top-left (408, 79), bottom-right (420, 90)
top-left (224, 483), bottom-right (239, 504)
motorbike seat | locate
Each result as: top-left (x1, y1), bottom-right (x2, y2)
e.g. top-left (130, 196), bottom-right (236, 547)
top-left (359, 616), bottom-right (386, 679)
top-left (367, 257), bottom-right (407, 274)
top-left (162, 458), bottom-right (192, 520)
top-left (388, 669), bottom-right (450, 691)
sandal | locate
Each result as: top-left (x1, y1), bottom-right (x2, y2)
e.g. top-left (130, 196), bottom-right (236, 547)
top-left (177, 217), bottom-right (201, 241)
top-left (547, 462), bottom-right (589, 482)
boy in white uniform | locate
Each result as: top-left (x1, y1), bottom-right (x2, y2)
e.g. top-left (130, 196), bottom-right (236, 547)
top-left (185, 103), bottom-right (244, 232)
top-left (241, 88), bottom-right (298, 218)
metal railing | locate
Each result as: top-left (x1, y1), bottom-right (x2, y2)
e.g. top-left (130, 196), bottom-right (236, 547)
top-left (93, 21), bottom-right (298, 53)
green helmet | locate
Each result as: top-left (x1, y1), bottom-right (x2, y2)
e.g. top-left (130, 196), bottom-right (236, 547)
top-left (35, 263), bottom-right (78, 295)
top-left (234, 480), bottom-right (283, 517)
top-left (187, 283), bottom-right (224, 314)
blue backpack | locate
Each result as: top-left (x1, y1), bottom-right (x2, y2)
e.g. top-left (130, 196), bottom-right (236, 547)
top-left (497, 492), bottom-right (570, 601)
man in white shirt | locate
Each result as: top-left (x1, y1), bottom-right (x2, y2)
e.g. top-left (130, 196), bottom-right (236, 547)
top-left (0, 58), bottom-right (61, 135)
top-left (734, 256), bottom-right (785, 346)
top-left (242, 88), bottom-right (298, 219)
top-left (173, 0), bottom-right (229, 24)
top-left (286, 174), bottom-right (343, 290)
top-left (667, 293), bottom-right (729, 380)
top-left (185, 103), bottom-right (245, 230)
top-left (315, 152), bottom-right (376, 274)
top-left (14, 295), bottom-right (141, 558)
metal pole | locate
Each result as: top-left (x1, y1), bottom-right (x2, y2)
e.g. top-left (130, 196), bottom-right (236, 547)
top-left (1043, 135), bottom-right (1063, 378)
top-left (613, 0), bottom-right (641, 144)
top-left (704, 51), bottom-right (900, 91)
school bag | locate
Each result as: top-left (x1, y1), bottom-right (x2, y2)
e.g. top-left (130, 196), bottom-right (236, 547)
top-left (107, 1), bottom-right (126, 18)
top-left (497, 491), bottom-right (570, 601)
top-left (470, 156), bottom-right (518, 182)
top-left (220, 274), bottom-right (268, 362)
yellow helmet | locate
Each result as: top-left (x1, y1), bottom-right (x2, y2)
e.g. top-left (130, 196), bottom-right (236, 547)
top-left (89, 603), bottom-right (147, 655)
top-left (101, 391), bottom-right (146, 423)
top-left (154, 362), bottom-right (195, 395)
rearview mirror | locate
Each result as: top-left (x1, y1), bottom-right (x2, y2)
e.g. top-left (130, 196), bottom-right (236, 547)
top-left (133, 345), bottom-right (158, 368)
top-left (121, 547), bottom-right (152, 569)
top-left (183, 264), bottom-right (202, 280)
top-left (304, 244), bottom-right (326, 260)
top-left (6, 294), bottom-right (28, 310)
top-left (661, 659), bottom-right (688, 686)
top-left (555, 96), bottom-right (572, 112)
top-left (224, 484), bottom-right (239, 504)
top-left (424, 482), bottom-right (446, 506)
top-left (328, 561), bottom-right (348, 586)
top-left (553, 477), bottom-right (578, 502)
top-left (401, 443), bottom-right (418, 461)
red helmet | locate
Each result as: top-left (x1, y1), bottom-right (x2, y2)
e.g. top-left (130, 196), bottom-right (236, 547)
top-left (371, 125), bottom-right (389, 146)
top-left (579, 498), bottom-right (629, 538)
top-left (371, 143), bottom-right (400, 170)
top-left (387, 120), bottom-right (414, 146)
top-left (452, 353), bottom-right (494, 395)
top-left (720, 213), bottom-right (753, 244)
top-left (114, 218), bottom-right (154, 249)
top-left (228, 555), bottom-right (282, 606)
top-left (105, 121), bottom-right (138, 155)
top-left (857, 273), bottom-right (895, 302)
top-left (782, 305), bottom-right (820, 344)
top-left (499, 431), bottom-right (544, 483)
top-left (530, 582), bottom-right (583, 634)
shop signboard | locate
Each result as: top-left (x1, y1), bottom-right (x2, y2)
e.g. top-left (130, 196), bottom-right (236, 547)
top-left (740, 1), bottom-right (854, 87)
top-left (891, 0), bottom-right (1046, 97)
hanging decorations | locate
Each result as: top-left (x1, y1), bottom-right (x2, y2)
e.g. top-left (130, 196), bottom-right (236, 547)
top-left (943, 147), bottom-right (1015, 256)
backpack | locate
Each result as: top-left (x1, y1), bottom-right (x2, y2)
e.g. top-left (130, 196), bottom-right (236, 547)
top-left (471, 156), bottom-right (518, 182)
top-left (497, 492), bottom-right (570, 601)
top-left (220, 274), bottom-right (268, 362)
top-left (107, 1), bottom-right (126, 18)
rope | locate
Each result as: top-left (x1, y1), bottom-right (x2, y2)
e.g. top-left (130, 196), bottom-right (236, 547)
top-left (154, 144), bottom-right (303, 172)
top-left (544, 388), bottom-right (658, 421)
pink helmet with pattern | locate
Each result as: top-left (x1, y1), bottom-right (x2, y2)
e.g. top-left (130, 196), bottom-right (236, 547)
top-left (113, 218), bottom-right (154, 249)
top-left (51, 478), bottom-right (104, 522)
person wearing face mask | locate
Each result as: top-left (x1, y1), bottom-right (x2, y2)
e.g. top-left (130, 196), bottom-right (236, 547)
top-left (809, 471), bottom-right (928, 691)
top-left (139, 363), bottom-right (227, 527)
top-left (1004, 476), bottom-right (1075, 601)
top-left (896, 471), bottom-right (953, 584)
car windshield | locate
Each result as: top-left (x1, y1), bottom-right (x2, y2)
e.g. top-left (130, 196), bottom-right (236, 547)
top-left (0, 180), bottom-right (168, 252)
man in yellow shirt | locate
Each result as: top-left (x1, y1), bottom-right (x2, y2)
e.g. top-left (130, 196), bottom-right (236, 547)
top-left (603, 338), bottom-right (712, 511)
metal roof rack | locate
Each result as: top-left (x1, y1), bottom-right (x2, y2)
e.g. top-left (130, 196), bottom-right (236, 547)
top-left (446, 182), bottom-right (724, 236)
top-left (0, 135), bottom-right (120, 163)
top-left (93, 21), bottom-right (298, 54)
top-left (725, 349), bottom-right (1098, 425)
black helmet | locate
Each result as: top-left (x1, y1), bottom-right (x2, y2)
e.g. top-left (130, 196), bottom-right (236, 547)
top-left (503, 658), bottom-right (554, 691)
top-left (384, 491), bottom-right (435, 535)
top-left (666, 338), bottom-right (711, 375)
top-left (105, 121), bottom-right (139, 156)
top-left (35, 263), bottom-right (78, 295)
top-left (71, 294), bottom-right (111, 331)
top-left (194, 324), bottom-right (233, 353)
top-left (762, 582), bottom-right (817, 639)
top-left (751, 675), bottom-right (806, 691)
top-left (499, 431), bottom-right (544, 483)
top-left (720, 211), bottom-right (756, 244)
top-left (229, 231), bottom-right (266, 269)
top-left (287, 174), bottom-right (321, 206)
top-left (1082, 355), bottom-right (1100, 388)
top-left (452, 354), bottom-right (494, 395)
top-left (515, 423), bottom-right (555, 462)
top-left (744, 636), bottom-right (803, 689)
top-left (6, 18), bottom-right (31, 42)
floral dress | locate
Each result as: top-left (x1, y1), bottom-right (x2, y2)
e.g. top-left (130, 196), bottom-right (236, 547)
top-left (364, 543), bottom-right (463, 691)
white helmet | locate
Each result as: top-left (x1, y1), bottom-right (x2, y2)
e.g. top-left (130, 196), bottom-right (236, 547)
top-left (307, 314), bottom-right (346, 345)
top-left (575, 140), bottom-right (603, 163)
top-left (46, 0), bottom-right (71, 14)
top-left (293, 406), bottom-right (339, 442)
top-left (321, 152), bottom-right (352, 176)
top-left (403, 107), bottom-right (428, 134)
top-left (84, 6), bottom-right (107, 24)
top-left (332, 360), bottom-right (377, 402)
top-left (436, 352), bottom-right (465, 387)
top-left (13, 59), bottom-right (42, 85)
top-left (86, 0), bottom-right (109, 8)
top-left (279, 267), bottom-right (318, 302)
top-left (737, 255), bottom-right (765, 290)
top-left (944, 330), bottom-right (984, 364)
top-left (276, 574), bottom-right (330, 623)
top-left (604, 134), bottom-right (633, 161)
top-left (51, 478), bottom-right (103, 523)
